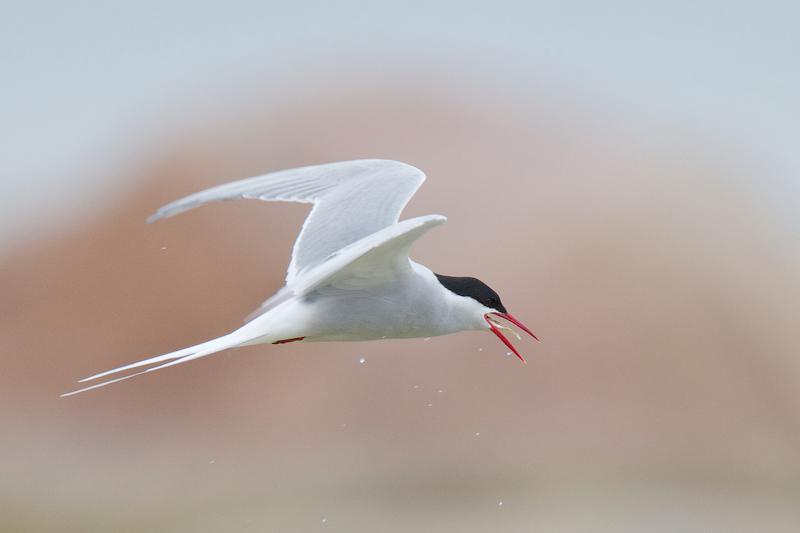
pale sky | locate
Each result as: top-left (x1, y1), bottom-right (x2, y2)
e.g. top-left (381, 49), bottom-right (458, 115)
top-left (2, 1), bottom-right (798, 247)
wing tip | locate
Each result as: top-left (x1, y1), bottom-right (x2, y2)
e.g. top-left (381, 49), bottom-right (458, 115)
top-left (146, 198), bottom-right (204, 224)
top-left (146, 207), bottom-right (173, 224)
top-left (423, 214), bottom-right (448, 225)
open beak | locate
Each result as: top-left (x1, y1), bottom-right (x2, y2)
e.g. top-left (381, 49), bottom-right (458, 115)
top-left (484, 312), bottom-right (539, 364)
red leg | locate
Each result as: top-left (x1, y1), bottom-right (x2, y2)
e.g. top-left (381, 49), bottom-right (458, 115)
top-left (272, 336), bottom-right (306, 345)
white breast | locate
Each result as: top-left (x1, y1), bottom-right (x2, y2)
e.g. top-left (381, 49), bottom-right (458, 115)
top-left (288, 263), bottom-right (486, 342)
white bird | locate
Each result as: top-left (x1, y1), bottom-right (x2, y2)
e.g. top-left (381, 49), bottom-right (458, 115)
top-left (63, 160), bottom-right (538, 397)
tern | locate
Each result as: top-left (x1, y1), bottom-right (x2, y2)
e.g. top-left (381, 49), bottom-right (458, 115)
top-left (63, 160), bottom-right (538, 397)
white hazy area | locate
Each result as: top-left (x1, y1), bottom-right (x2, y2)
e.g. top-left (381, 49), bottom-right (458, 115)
top-left (2, 1), bottom-right (799, 248)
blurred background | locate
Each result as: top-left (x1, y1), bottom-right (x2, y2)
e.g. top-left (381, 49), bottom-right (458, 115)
top-left (2, 1), bottom-right (799, 531)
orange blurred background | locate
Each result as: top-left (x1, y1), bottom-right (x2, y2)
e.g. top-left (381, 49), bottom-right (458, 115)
top-left (2, 3), bottom-right (799, 532)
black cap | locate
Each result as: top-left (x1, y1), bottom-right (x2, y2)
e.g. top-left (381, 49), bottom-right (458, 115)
top-left (435, 274), bottom-right (507, 313)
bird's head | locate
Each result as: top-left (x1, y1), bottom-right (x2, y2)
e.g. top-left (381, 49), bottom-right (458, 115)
top-left (435, 274), bottom-right (538, 363)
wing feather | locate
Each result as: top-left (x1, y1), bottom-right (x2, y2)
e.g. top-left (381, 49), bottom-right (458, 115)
top-left (245, 215), bottom-right (446, 322)
top-left (292, 214), bottom-right (447, 295)
top-left (148, 159), bottom-right (426, 284)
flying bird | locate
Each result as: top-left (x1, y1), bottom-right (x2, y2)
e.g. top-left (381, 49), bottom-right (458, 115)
top-left (63, 160), bottom-right (538, 396)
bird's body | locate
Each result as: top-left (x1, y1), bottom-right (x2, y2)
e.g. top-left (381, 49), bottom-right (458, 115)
top-left (63, 160), bottom-right (536, 397)
top-left (257, 262), bottom-right (486, 343)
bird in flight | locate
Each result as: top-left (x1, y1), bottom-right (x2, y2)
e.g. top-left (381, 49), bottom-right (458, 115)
top-left (63, 160), bottom-right (538, 396)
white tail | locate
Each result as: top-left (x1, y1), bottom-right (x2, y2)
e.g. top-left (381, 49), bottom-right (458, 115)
top-left (61, 332), bottom-right (247, 397)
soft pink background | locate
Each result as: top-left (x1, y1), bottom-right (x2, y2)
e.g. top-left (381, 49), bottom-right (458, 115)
top-left (2, 73), bottom-right (799, 532)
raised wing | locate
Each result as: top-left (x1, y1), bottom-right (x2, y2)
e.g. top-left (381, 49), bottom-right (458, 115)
top-left (149, 159), bottom-right (426, 284)
top-left (245, 215), bottom-right (446, 322)
top-left (293, 214), bottom-right (447, 294)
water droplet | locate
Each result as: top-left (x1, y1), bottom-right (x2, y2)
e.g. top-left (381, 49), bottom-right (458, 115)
top-left (321, 517), bottom-right (327, 525)
top-left (437, 389), bottom-right (444, 393)
top-left (427, 403), bottom-right (433, 407)
top-left (506, 352), bottom-right (513, 357)
top-left (208, 459), bottom-right (216, 464)
top-left (160, 246), bottom-right (167, 251)
top-left (475, 432), bottom-right (481, 437)
top-left (412, 385), bottom-right (420, 390)
top-left (478, 348), bottom-right (484, 352)
top-left (358, 357), bottom-right (366, 364)
top-left (497, 501), bottom-right (503, 507)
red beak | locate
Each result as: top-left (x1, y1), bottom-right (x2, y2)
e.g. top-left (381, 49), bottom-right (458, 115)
top-left (492, 312), bottom-right (539, 341)
top-left (484, 312), bottom-right (539, 364)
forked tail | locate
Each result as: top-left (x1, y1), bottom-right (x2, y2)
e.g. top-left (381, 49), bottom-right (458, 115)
top-left (61, 332), bottom-right (250, 397)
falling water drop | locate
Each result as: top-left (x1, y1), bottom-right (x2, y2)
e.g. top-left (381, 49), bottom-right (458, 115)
top-left (358, 357), bottom-right (366, 364)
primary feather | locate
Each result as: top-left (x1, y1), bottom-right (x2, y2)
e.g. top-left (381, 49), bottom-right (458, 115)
top-left (148, 159), bottom-right (425, 284)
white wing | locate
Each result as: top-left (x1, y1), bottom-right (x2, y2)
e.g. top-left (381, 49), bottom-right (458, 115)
top-left (291, 214), bottom-right (447, 295)
top-left (245, 214), bottom-right (447, 322)
top-left (149, 159), bottom-right (426, 285)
